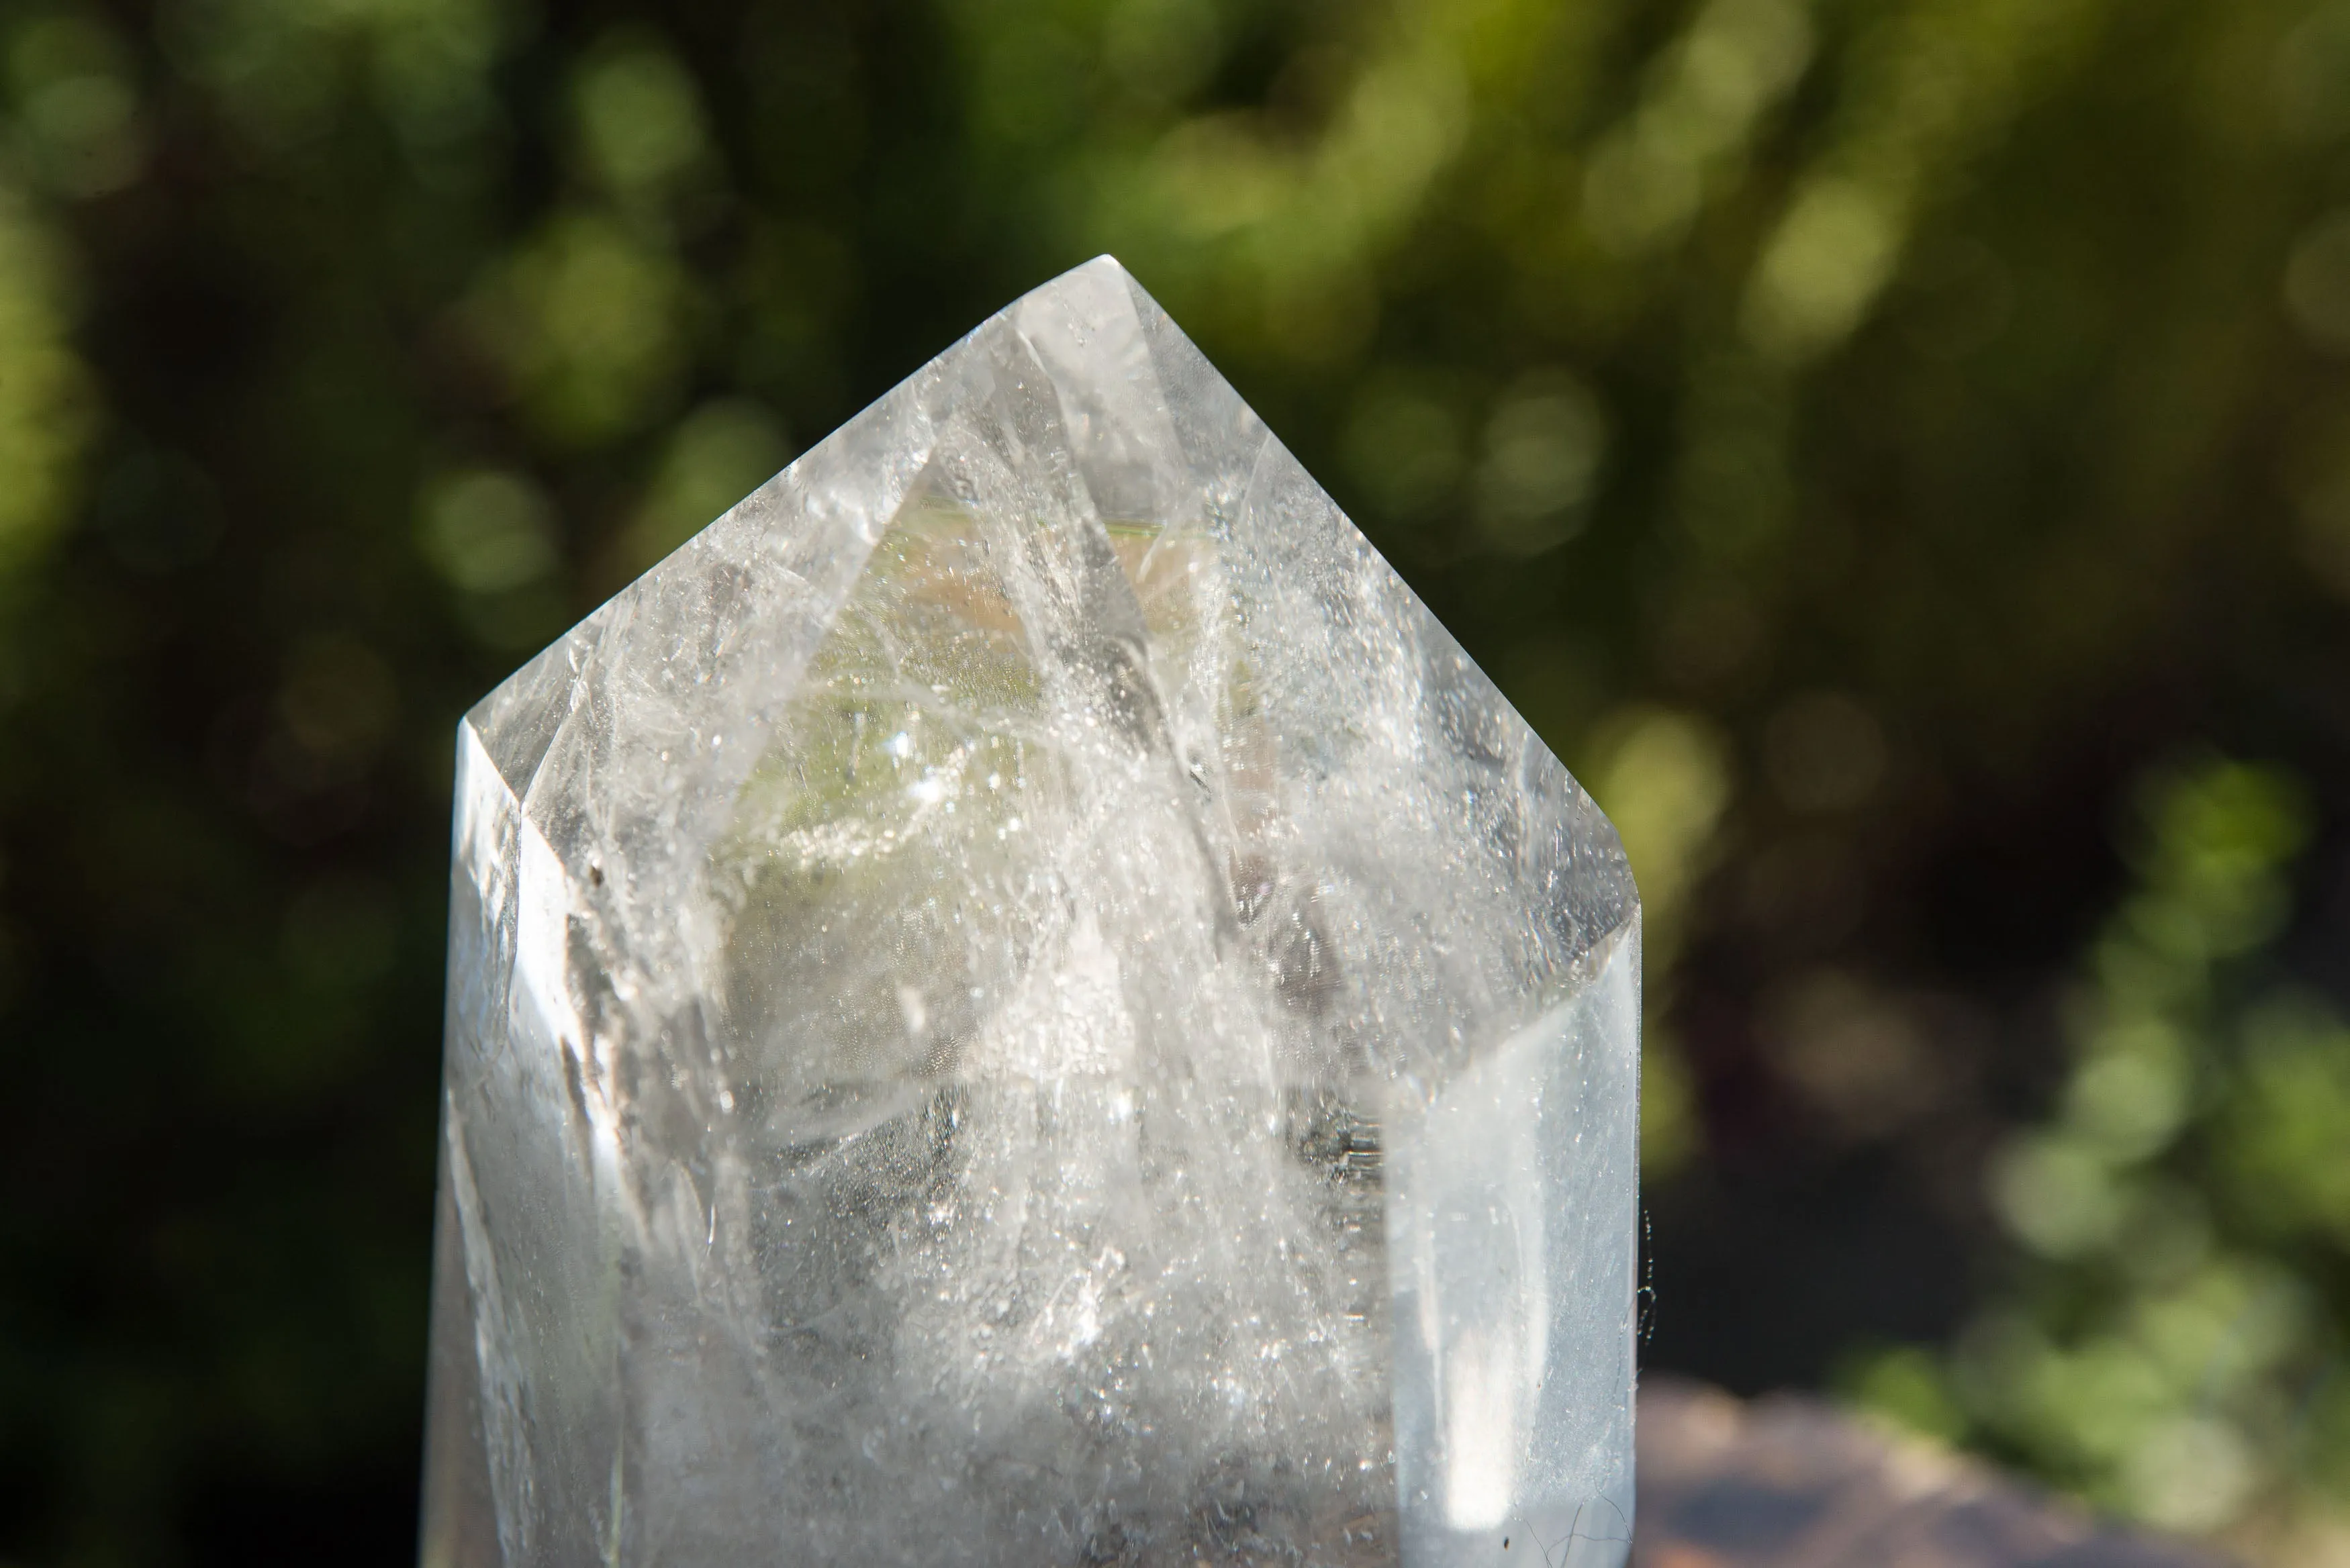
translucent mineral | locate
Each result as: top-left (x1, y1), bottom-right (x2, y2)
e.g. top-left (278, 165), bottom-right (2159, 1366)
top-left (421, 257), bottom-right (1640, 1568)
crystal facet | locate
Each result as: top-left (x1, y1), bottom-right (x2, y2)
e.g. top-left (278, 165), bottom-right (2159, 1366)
top-left (422, 258), bottom-right (1640, 1568)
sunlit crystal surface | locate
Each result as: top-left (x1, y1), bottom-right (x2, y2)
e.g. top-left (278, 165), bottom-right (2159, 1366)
top-left (422, 258), bottom-right (1640, 1568)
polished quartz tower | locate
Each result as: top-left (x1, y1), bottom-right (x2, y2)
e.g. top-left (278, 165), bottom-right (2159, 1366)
top-left (422, 258), bottom-right (1640, 1568)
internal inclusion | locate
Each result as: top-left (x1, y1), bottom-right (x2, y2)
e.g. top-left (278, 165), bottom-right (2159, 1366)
top-left (707, 476), bottom-right (1401, 1562)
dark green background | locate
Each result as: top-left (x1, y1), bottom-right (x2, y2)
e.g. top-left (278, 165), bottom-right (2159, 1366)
top-left (4, 0), bottom-right (2350, 1559)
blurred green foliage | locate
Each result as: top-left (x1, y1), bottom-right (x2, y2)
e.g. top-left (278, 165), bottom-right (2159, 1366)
top-left (1851, 761), bottom-right (2350, 1557)
top-left (3, 0), bottom-right (2350, 1560)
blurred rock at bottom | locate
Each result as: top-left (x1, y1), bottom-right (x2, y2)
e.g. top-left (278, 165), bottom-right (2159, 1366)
top-left (1636, 1380), bottom-right (2228, 1568)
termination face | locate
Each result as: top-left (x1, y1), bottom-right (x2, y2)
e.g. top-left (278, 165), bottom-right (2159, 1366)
top-left (422, 256), bottom-right (1640, 1568)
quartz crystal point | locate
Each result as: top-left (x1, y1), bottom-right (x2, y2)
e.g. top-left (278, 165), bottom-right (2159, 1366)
top-left (422, 257), bottom-right (1640, 1568)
